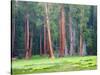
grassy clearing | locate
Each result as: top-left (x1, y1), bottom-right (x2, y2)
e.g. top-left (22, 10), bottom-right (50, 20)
top-left (12, 56), bottom-right (97, 75)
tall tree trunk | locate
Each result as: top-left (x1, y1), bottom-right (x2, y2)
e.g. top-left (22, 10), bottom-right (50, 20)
top-left (29, 32), bottom-right (32, 58)
top-left (64, 39), bottom-right (68, 56)
top-left (24, 14), bottom-right (30, 59)
top-left (80, 32), bottom-right (83, 56)
top-left (44, 20), bottom-right (47, 55)
top-left (69, 7), bottom-right (74, 56)
top-left (59, 5), bottom-right (68, 57)
top-left (80, 37), bottom-right (87, 56)
top-left (40, 27), bottom-right (42, 55)
top-left (76, 19), bottom-right (80, 54)
top-left (83, 40), bottom-right (87, 55)
top-left (44, 3), bottom-right (54, 59)
top-left (73, 29), bottom-right (76, 55)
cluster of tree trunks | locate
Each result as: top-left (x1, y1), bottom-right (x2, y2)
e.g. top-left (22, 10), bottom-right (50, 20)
top-left (12, 2), bottom-right (94, 59)
top-left (24, 3), bottom-right (55, 59)
top-left (24, 14), bottom-right (32, 59)
top-left (24, 4), bottom-right (84, 59)
top-left (44, 3), bottom-right (54, 59)
top-left (40, 3), bottom-right (55, 59)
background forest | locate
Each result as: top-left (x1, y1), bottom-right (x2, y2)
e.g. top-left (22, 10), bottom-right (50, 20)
top-left (11, 1), bottom-right (97, 74)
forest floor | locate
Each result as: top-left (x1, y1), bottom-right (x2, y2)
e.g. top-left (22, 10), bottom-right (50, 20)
top-left (12, 56), bottom-right (97, 75)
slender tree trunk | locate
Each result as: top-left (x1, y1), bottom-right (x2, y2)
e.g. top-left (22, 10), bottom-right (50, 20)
top-left (76, 19), bottom-right (80, 54)
top-left (80, 33), bottom-right (83, 56)
top-left (59, 5), bottom-right (67, 57)
top-left (69, 8), bottom-right (74, 56)
top-left (83, 40), bottom-right (87, 55)
top-left (24, 14), bottom-right (30, 59)
top-left (80, 37), bottom-right (87, 56)
top-left (73, 29), bottom-right (76, 55)
top-left (46, 30), bottom-right (50, 56)
top-left (69, 16), bottom-right (73, 56)
top-left (29, 32), bottom-right (32, 58)
top-left (40, 27), bottom-right (42, 55)
top-left (44, 20), bottom-right (47, 55)
top-left (44, 3), bottom-right (54, 59)
top-left (64, 39), bottom-right (68, 56)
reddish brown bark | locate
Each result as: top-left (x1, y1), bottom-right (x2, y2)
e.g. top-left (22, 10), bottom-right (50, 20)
top-left (59, 5), bottom-right (66, 57)
top-left (44, 3), bottom-right (54, 59)
top-left (24, 14), bottom-right (30, 59)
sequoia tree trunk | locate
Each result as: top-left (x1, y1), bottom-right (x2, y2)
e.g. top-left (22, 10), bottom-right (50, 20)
top-left (69, 7), bottom-right (74, 56)
top-left (80, 32), bottom-right (83, 56)
top-left (24, 14), bottom-right (30, 59)
top-left (44, 3), bottom-right (54, 59)
top-left (59, 5), bottom-right (68, 57)
top-left (40, 27), bottom-right (42, 55)
top-left (29, 32), bottom-right (32, 58)
top-left (44, 20), bottom-right (47, 55)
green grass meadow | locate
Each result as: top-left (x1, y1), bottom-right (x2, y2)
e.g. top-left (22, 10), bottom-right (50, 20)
top-left (12, 56), bottom-right (97, 75)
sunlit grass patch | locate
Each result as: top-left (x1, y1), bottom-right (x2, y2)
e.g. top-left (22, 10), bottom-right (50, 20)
top-left (12, 56), bottom-right (97, 74)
